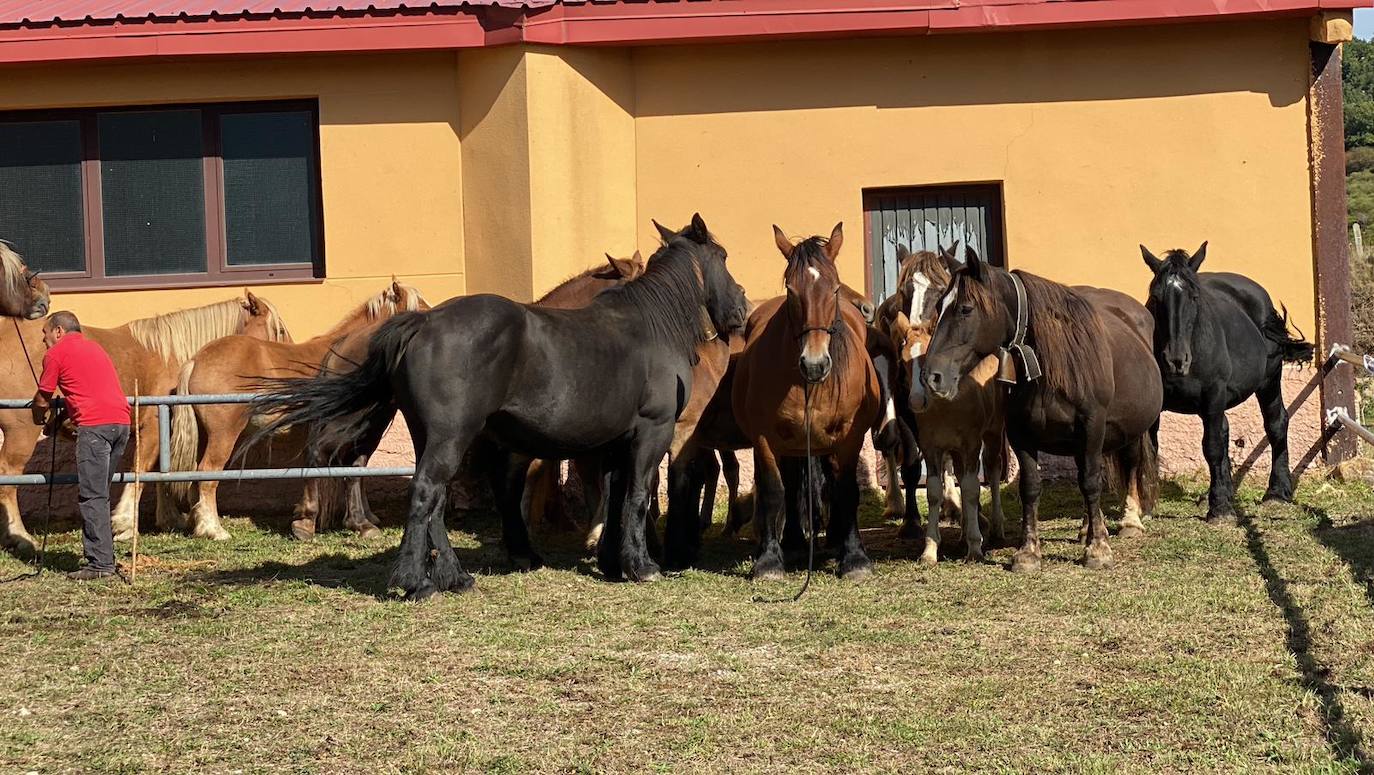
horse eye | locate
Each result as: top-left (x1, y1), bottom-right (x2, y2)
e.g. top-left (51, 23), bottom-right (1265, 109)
top-left (958, 304), bottom-right (974, 315)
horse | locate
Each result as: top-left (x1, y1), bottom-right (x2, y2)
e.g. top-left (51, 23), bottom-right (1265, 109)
top-left (922, 248), bottom-right (1161, 572)
top-left (248, 214), bottom-right (749, 599)
top-left (0, 241), bottom-right (51, 320)
top-left (0, 291), bottom-right (289, 553)
top-left (165, 280), bottom-right (426, 541)
top-left (885, 246), bottom-right (1006, 563)
top-left (1140, 242), bottom-right (1313, 522)
top-left (732, 223), bottom-right (881, 581)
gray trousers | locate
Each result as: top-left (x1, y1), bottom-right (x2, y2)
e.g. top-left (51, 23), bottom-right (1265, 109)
top-left (76, 424), bottom-right (129, 573)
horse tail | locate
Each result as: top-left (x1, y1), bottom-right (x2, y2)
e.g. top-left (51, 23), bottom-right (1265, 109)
top-left (1265, 303), bottom-right (1315, 365)
top-left (242, 311), bottom-right (428, 465)
top-left (1135, 430), bottom-right (1159, 517)
top-left (164, 359), bottom-right (201, 512)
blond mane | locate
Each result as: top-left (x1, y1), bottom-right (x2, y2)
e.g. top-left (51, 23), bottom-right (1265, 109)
top-left (321, 282), bottom-right (427, 340)
top-left (0, 240), bottom-right (32, 305)
top-left (126, 296), bottom-right (291, 365)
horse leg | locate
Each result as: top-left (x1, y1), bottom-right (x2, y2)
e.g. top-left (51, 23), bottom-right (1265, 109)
top-left (897, 456), bottom-right (922, 540)
top-left (111, 406), bottom-right (157, 541)
top-left (720, 450), bottom-right (742, 534)
top-left (579, 457), bottom-right (608, 552)
top-left (1011, 446), bottom-right (1043, 573)
top-left (882, 449), bottom-right (905, 523)
top-left (751, 441), bottom-right (786, 581)
top-left (957, 450), bottom-right (985, 562)
top-left (780, 456), bottom-right (810, 557)
top-left (291, 478), bottom-right (321, 541)
top-left (919, 451), bottom-right (944, 565)
top-left (0, 421), bottom-right (41, 555)
top-left (1257, 377), bottom-right (1295, 503)
top-left (188, 419), bottom-right (242, 541)
top-left (393, 430), bottom-right (475, 601)
top-left (665, 441), bottom-right (705, 570)
top-left (981, 433), bottom-right (1005, 547)
top-left (829, 452), bottom-right (872, 581)
top-left (1078, 423), bottom-right (1113, 570)
top-left (484, 447), bottom-right (543, 572)
top-left (1117, 437), bottom-right (1147, 539)
top-left (1201, 407), bottom-right (1237, 523)
top-left (941, 457), bottom-right (962, 524)
top-left (613, 428), bottom-right (670, 583)
top-left (697, 450), bottom-right (721, 534)
top-left (596, 455), bottom-right (625, 579)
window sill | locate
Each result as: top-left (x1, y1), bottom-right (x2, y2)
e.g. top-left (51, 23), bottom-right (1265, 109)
top-left (45, 272), bottom-right (324, 294)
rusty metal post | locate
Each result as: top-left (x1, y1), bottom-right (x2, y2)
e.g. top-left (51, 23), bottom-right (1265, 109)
top-left (1310, 40), bottom-right (1358, 462)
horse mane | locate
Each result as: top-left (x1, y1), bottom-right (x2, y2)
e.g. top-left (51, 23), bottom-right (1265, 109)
top-left (536, 265), bottom-right (611, 305)
top-left (126, 296), bottom-right (292, 365)
top-left (0, 240), bottom-right (31, 307)
top-left (320, 283), bottom-right (426, 340)
top-left (787, 236), bottom-right (852, 377)
top-left (596, 236), bottom-right (708, 356)
top-left (961, 268), bottom-right (1109, 399)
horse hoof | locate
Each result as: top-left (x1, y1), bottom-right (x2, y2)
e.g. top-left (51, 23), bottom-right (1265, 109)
top-left (112, 527), bottom-right (135, 542)
top-left (1205, 512), bottom-right (1237, 526)
top-left (752, 562), bottom-right (786, 582)
top-left (965, 549), bottom-right (985, 564)
top-left (896, 521), bottom-right (921, 540)
top-left (882, 507), bottom-right (903, 523)
top-left (1083, 545), bottom-right (1114, 570)
top-left (1261, 490), bottom-right (1293, 505)
top-left (290, 523), bottom-right (316, 542)
top-left (511, 553), bottom-right (544, 573)
top-left (403, 583), bottom-right (438, 602)
top-left (918, 549), bottom-right (938, 566)
top-left (1117, 524), bottom-right (1145, 539)
top-left (1077, 526), bottom-right (1090, 545)
top-left (1010, 552), bottom-right (1041, 574)
top-left (194, 527), bottom-right (232, 542)
top-left (628, 563), bottom-right (661, 583)
top-left (841, 565), bottom-right (873, 583)
top-left (356, 525), bottom-right (383, 541)
top-left (5, 535), bottom-right (36, 559)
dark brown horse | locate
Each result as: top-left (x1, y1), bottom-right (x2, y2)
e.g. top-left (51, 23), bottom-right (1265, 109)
top-left (922, 249), bottom-right (1160, 571)
top-left (732, 223), bottom-right (880, 580)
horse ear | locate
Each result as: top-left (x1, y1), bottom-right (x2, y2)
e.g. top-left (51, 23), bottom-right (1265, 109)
top-left (606, 252), bottom-right (640, 280)
top-left (940, 241), bottom-right (962, 263)
top-left (963, 243), bottom-right (983, 281)
top-left (652, 219), bottom-right (676, 244)
top-left (825, 222), bottom-right (844, 260)
top-left (940, 250), bottom-right (963, 277)
top-left (688, 212), bottom-right (710, 244)
top-left (1189, 241), bottom-right (1208, 272)
top-left (1140, 245), bottom-right (1164, 274)
top-left (390, 276), bottom-right (403, 297)
top-left (773, 225), bottom-right (793, 259)
top-left (895, 244), bottom-right (911, 263)
top-left (243, 289), bottom-right (260, 314)
top-left (630, 250), bottom-right (645, 276)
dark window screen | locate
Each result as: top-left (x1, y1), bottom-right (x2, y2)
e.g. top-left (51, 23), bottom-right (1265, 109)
top-left (866, 184), bottom-right (1004, 303)
top-left (0, 120), bottom-right (86, 274)
top-left (98, 109), bottom-right (206, 277)
top-left (221, 111), bottom-right (318, 267)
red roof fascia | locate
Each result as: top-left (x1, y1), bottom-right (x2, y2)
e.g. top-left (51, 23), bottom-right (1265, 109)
top-left (0, 0), bottom-right (1366, 66)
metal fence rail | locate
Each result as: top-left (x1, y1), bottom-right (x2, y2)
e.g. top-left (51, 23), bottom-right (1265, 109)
top-left (1326, 344), bottom-right (1374, 450)
top-left (0, 393), bottom-right (414, 486)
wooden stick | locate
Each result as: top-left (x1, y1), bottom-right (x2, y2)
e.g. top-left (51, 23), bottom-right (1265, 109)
top-left (131, 380), bottom-right (139, 585)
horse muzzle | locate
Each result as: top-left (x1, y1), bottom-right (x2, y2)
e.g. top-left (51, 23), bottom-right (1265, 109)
top-left (799, 353), bottom-right (832, 384)
top-left (923, 369), bottom-right (959, 401)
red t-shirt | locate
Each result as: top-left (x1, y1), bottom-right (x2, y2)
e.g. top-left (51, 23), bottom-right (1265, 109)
top-left (38, 333), bottom-right (130, 427)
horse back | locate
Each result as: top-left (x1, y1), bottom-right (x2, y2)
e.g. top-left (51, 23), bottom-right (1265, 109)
top-left (1073, 286), bottom-right (1153, 348)
top-left (1199, 272), bottom-right (1280, 332)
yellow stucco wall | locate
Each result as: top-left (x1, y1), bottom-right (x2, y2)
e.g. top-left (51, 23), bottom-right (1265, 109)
top-left (0, 52), bottom-right (465, 339)
top-left (632, 20), bottom-right (1319, 336)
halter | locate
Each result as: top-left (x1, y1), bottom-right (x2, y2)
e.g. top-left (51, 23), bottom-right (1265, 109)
top-left (997, 271), bottom-right (1042, 385)
top-left (792, 285), bottom-right (842, 340)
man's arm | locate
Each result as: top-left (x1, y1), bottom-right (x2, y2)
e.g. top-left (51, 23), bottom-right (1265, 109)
top-left (33, 351), bottom-right (58, 427)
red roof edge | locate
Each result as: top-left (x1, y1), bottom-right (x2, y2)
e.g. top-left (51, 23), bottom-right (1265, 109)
top-left (0, 0), bottom-right (1366, 66)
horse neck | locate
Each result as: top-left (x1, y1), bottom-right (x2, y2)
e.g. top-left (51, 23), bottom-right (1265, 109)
top-left (314, 304), bottom-right (388, 345)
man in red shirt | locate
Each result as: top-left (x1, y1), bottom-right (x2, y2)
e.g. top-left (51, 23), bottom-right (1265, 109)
top-left (33, 311), bottom-right (130, 581)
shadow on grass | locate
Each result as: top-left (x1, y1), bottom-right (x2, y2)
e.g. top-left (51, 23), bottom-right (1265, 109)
top-left (1241, 511), bottom-right (1373, 770)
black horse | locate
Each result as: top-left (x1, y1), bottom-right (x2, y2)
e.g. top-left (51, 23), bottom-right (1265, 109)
top-left (249, 214), bottom-right (749, 599)
top-left (1140, 242), bottom-right (1314, 522)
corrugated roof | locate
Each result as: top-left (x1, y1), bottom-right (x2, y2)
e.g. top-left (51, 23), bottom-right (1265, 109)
top-left (0, 1), bottom-right (561, 26)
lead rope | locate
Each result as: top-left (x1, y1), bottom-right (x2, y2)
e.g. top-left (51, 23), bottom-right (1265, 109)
top-left (0, 317), bottom-right (58, 584)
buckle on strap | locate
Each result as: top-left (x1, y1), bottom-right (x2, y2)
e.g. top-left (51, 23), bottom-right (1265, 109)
top-left (997, 272), bottom-right (1043, 384)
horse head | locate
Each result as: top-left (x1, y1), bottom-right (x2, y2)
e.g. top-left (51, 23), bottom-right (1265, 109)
top-left (922, 244), bottom-right (1012, 400)
top-left (0, 241), bottom-right (50, 320)
top-left (598, 250), bottom-right (646, 282)
top-left (653, 213), bottom-right (749, 340)
top-left (1141, 242), bottom-right (1207, 378)
top-left (885, 247), bottom-right (953, 412)
top-left (774, 222), bottom-right (850, 384)
top-left (240, 289), bottom-right (291, 342)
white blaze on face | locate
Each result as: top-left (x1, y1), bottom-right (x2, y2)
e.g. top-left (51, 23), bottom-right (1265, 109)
top-left (937, 286), bottom-right (956, 322)
top-left (908, 271), bottom-right (933, 323)
top-left (1166, 276), bottom-right (1185, 291)
top-left (806, 266), bottom-right (820, 282)
top-left (884, 396), bottom-right (896, 424)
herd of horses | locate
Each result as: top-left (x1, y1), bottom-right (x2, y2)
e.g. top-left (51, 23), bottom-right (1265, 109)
top-left (0, 219), bottom-right (1315, 601)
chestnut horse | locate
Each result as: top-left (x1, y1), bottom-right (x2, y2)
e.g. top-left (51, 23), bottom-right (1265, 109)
top-left (165, 280), bottom-right (426, 540)
top-left (732, 223), bottom-right (880, 581)
top-left (922, 249), bottom-right (1160, 572)
top-left (0, 291), bottom-right (287, 553)
top-left (886, 246), bottom-right (1006, 563)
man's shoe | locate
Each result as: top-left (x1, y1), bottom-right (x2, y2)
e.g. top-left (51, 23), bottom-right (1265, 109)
top-left (66, 568), bottom-right (114, 581)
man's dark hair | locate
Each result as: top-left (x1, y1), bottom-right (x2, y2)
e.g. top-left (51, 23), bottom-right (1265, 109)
top-left (46, 311), bottom-right (81, 333)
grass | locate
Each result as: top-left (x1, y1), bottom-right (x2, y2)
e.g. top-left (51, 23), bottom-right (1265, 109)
top-left (5, 477), bottom-right (1374, 773)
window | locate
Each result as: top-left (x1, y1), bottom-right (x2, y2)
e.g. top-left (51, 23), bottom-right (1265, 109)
top-left (0, 101), bottom-right (322, 289)
top-left (864, 183), bottom-right (1005, 303)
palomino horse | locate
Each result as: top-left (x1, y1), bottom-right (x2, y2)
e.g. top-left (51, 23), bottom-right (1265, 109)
top-left (166, 280), bottom-right (426, 541)
top-left (0, 241), bottom-right (51, 321)
top-left (0, 291), bottom-right (288, 554)
top-left (250, 214), bottom-right (749, 599)
top-left (1140, 243), bottom-right (1313, 522)
top-left (732, 223), bottom-right (881, 581)
top-left (886, 246), bottom-right (1006, 563)
top-left (922, 249), bottom-right (1161, 572)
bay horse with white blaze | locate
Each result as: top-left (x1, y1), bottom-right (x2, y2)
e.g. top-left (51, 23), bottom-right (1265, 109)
top-left (732, 223), bottom-right (881, 581)
top-left (250, 214), bottom-right (749, 599)
top-left (922, 250), bottom-right (1161, 572)
top-left (1140, 243), bottom-right (1313, 522)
